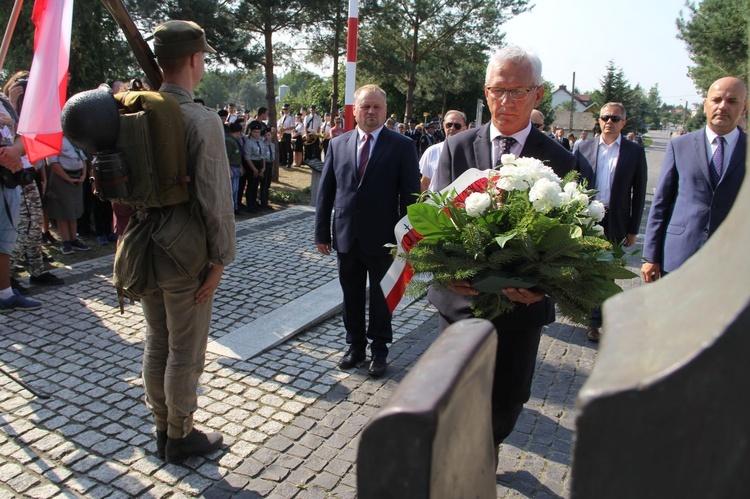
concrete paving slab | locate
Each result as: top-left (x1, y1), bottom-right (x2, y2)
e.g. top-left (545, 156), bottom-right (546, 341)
top-left (207, 278), bottom-right (343, 360)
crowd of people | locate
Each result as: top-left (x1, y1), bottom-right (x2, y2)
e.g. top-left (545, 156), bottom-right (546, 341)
top-left (2, 17), bottom-right (746, 471)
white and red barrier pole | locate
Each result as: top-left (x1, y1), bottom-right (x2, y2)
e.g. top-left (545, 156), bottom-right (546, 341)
top-left (344, 0), bottom-right (358, 132)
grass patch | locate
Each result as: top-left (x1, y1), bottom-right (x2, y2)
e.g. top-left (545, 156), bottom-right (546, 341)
top-left (269, 190), bottom-right (301, 204)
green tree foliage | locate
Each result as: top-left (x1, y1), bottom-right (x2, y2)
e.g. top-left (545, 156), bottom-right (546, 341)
top-left (1, 0), bottom-right (137, 93)
top-left (126, 0), bottom-right (257, 67)
top-left (677, 0), bottom-right (749, 93)
top-left (301, 0), bottom-right (348, 117)
top-left (646, 84), bottom-right (663, 129)
top-left (406, 41), bottom-right (490, 123)
top-left (196, 70), bottom-right (267, 111)
top-left (358, 0), bottom-right (531, 122)
top-left (591, 61), bottom-right (652, 134)
top-left (279, 69), bottom-right (331, 112)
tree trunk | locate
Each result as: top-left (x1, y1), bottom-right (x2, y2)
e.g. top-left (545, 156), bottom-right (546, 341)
top-left (403, 22), bottom-right (419, 122)
top-left (263, 23), bottom-right (280, 183)
top-left (330, 9), bottom-right (342, 117)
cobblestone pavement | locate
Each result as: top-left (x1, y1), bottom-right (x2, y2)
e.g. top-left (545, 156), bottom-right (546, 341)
top-left (0, 133), bottom-right (668, 498)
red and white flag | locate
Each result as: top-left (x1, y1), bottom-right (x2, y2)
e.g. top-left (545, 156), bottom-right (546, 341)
top-left (17, 0), bottom-right (73, 162)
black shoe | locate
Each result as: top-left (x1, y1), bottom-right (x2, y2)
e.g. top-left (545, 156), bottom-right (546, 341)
top-left (42, 231), bottom-right (57, 245)
top-left (165, 428), bottom-right (223, 464)
top-left (339, 347), bottom-right (366, 369)
top-left (368, 355), bottom-right (387, 378)
top-left (10, 277), bottom-right (28, 296)
top-left (29, 272), bottom-right (64, 285)
top-left (156, 430), bottom-right (167, 459)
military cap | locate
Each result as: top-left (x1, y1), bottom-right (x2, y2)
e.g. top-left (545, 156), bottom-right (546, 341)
top-left (248, 120), bottom-right (263, 131)
top-left (229, 122), bottom-right (243, 133)
top-left (153, 20), bottom-right (216, 59)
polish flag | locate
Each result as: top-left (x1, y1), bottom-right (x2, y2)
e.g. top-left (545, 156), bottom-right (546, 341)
top-left (17, 0), bottom-right (73, 162)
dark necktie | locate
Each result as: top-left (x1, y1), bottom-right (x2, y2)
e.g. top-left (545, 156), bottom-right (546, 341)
top-left (358, 133), bottom-right (372, 179)
top-left (710, 136), bottom-right (725, 187)
top-left (494, 136), bottom-right (517, 166)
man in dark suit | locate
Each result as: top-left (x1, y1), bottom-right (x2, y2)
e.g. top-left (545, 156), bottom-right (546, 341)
top-left (642, 77), bottom-right (747, 283)
top-left (575, 102), bottom-right (648, 342)
top-left (555, 128), bottom-right (571, 151)
top-left (315, 84), bottom-right (420, 378)
top-left (430, 46), bottom-right (576, 463)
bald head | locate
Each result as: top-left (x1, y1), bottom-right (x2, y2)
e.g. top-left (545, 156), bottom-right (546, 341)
top-left (704, 76), bottom-right (748, 136)
top-left (530, 109), bottom-right (545, 128)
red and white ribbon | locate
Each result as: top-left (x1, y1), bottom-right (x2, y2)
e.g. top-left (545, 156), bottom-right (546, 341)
top-left (381, 168), bottom-right (491, 312)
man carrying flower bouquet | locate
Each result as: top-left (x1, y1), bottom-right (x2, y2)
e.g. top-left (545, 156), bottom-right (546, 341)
top-left (429, 46), bottom-right (575, 464)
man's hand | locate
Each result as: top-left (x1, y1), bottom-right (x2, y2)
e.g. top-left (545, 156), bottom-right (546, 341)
top-left (195, 264), bottom-right (223, 305)
top-left (641, 262), bottom-right (661, 283)
top-left (446, 280), bottom-right (478, 296)
top-left (0, 138), bottom-right (24, 173)
top-left (316, 243), bottom-right (332, 256)
top-left (624, 233), bottom-right (637, 247)
top-left (502, 287), bottom-right (545, 305)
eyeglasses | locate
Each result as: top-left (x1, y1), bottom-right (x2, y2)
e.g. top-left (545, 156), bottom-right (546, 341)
top-left (532, 123), bottom-right (544, 129)
top-left (444, 122), bottom-right (463, 130)
top-left (600, 115), bottom-right (623, 123)
top-left (486, 86), bottom-right (539, 100)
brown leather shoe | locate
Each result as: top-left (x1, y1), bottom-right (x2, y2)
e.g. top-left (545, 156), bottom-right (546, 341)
top-left (587, 326), bottom-right (601, 343)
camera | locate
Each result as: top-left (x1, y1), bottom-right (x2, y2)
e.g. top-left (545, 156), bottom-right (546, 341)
top-left (0, 166), bottom-right (36, 189)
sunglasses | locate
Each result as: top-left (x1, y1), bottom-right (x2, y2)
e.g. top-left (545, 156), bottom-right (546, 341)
top-left (444, 122), bottom-right (463, 130)
top-left (600, 115), bottom-right (623, 123)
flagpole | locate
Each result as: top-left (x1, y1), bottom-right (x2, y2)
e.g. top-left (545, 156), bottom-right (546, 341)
top-left (0, 0), bottom-right (25, 73)
top-left (100, 0), bottom-right (162, 89)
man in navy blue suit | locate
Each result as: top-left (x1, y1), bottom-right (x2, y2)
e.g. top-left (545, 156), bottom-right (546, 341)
top-left (642, 77), bottom-right (747, 283)
top-left (575, 102), bottom-right (648, 341)
top-left (430, 46), bottom-right (576, 464)
top-left (314, 84), bottom-right (420, 378)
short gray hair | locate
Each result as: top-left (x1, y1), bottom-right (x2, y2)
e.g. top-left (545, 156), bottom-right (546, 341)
top-left (486, 46), bottom-right (542, 86)
top-left (444, 110), bottom-right (467, 124)
top-left (602, 102), bottom-right (627, 119)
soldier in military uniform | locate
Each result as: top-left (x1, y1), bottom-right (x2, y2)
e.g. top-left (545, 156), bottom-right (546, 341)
top-left (138, 20), bottom-right (236, 464)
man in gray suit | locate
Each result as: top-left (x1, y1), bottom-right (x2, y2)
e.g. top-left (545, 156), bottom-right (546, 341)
top-left (430, 46), bottom-right (575, 465)
top-left (642, 77), bottom-right (747, 283)
top-left (575, 102), bottom-right (648, 342)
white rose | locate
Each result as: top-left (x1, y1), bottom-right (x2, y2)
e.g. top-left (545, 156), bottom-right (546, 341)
top-left (587, 200), bottom-right (606, 222)
top-left (529, 178), bottom-right (563, 213)
top-left (500, 154), bottom-right (517, 166)
top-left (464, 192), bottom-right (492, 217)
top-left (591, 224), bottom-right (605, 236)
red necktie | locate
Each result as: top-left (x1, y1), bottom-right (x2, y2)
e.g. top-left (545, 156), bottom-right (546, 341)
top-left (358, 133), bottom-right (371, 179)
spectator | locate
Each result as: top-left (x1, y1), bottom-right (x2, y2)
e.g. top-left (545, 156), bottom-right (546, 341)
top-left (419, 109), bottom-right (467, 192)
top-left (2, 71), bottom-right (63, 287)
top-left (44, 136), bottom-right (90, 255)
top-left (0, 75), bottom-right (43, 311)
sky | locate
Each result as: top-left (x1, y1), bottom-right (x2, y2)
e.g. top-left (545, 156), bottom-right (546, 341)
top-left (501, 0), bottom-right (703, 107)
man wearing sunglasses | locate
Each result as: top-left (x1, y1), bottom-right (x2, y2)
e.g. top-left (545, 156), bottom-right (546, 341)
top-left (429, 46), bottom-right (575, 468)
top-left (419, 110), bottom-right (467, 192)
top-left (575, 102), bottom-right (648, 342)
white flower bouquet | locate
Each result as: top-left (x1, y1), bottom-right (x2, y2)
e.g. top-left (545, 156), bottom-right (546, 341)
top-left (401, 154), bottom-right (636, 323)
